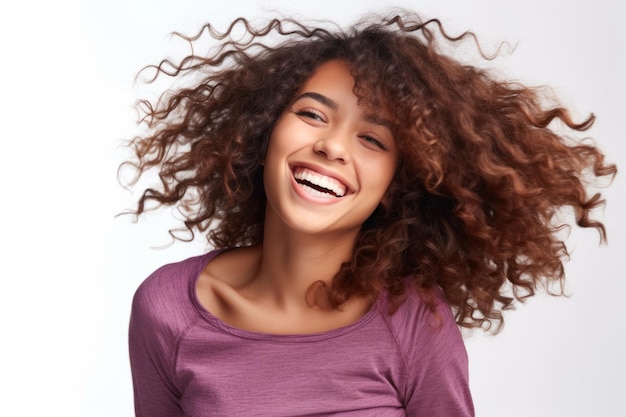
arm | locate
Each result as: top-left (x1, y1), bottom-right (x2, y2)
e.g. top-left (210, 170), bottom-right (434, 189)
top-left (129, 281), bottom-right (182, 417)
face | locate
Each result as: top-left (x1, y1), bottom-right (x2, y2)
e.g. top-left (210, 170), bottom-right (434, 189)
top-left (263, 60), bottom-right (398, 238)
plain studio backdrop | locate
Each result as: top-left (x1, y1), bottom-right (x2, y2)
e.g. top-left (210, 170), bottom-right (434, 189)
top-left (1, 1), bottom-right (624, 416)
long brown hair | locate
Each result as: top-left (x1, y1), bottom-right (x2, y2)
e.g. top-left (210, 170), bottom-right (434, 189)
top-left (121, 12), bottom-right (616, 331)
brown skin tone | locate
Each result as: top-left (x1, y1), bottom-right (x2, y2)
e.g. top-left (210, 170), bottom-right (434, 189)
top-left (129, 17), bottom-right (616, 332)
top-left (196, 60), bottom-right (398, 334)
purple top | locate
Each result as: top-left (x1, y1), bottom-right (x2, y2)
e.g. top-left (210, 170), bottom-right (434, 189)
top-left (129, 251), bottom-right (474, 416)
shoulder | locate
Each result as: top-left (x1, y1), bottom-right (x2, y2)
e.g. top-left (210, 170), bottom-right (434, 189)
top-left (379, 286), bottom-right (467, 372)
top-left (382, 287), bottom-right (458, 340)
top-left (131, 252), bottom-right (219, 334)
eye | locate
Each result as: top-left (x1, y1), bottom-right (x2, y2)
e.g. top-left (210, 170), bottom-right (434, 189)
top-left (294, 108), bottom-right (327, 123)
top-left (359, 134), bottom-right (388, 151)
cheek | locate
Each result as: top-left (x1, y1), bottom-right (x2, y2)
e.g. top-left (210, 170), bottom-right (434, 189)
top-left (264, 131), bottom-right (284, 166)
top-left (361, 156), bottom-right (398, 188)
top-left (373, 161), bottom-right (399, 206)
top-left (265, 118), bottom-right (297, 156)
top-left (263, 125), bottom-right (296, 187)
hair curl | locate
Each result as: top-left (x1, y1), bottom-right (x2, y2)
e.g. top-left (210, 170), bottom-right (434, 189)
top-left (122, 12), bottom-right (616, 331)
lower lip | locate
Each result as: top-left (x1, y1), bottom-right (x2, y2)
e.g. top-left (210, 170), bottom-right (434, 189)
top-left (290, 173), bottom-right (345, 205)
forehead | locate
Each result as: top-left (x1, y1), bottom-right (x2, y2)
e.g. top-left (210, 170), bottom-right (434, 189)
top-left (297, 60), bottom-right (355, 97)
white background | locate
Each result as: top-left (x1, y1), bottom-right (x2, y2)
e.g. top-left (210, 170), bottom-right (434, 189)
top-left (1, 1), bottom-right (624, 416)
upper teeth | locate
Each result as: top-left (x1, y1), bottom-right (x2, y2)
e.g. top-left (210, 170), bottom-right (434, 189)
top-left (294, 168), bottom-right (347, 197)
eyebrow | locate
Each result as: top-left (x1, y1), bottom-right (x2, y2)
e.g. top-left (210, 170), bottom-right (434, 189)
top-left (294, 92), bottom-right (339, 110)
top-left (364, 114), bottom-right (393, 130)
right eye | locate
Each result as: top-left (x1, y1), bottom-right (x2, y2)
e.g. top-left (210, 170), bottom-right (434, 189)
top-left (295, 108), bottom-right (326, 123)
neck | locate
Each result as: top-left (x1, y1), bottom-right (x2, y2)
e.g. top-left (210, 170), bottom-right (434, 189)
top-left (253, 213), bottom-right (358, 309)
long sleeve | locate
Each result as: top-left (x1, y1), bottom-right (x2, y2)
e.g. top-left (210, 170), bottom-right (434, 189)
top-left (128, 253), bottom-right (474, 416)
top-left (128, 272), bottom-right (183, 417)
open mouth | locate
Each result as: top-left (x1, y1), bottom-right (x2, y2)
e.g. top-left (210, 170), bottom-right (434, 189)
top-left (293, 167), bottom-right (348, 198)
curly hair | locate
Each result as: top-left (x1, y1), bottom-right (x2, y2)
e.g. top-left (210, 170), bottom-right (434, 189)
top-left (122, 12), bottom-right (616, 331)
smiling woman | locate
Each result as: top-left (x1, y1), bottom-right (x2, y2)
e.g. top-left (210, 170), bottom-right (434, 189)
top-left (263, 60), bottom-right (398, 239)
top-left (122, 11), bottom-right (615, 417)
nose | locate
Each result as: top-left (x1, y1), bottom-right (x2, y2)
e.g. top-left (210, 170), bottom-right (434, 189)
top-left (313, 130), bottom-right (351, 163)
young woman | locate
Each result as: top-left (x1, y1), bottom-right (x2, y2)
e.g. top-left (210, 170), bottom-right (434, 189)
top-left (125, 12), bottom-right (616, 416)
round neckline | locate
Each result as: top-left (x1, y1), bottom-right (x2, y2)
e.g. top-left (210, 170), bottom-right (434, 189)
top-left (189, 250), bottom-right (382, 342)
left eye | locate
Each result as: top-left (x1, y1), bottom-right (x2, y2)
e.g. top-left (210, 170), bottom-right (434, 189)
top-left (360, 135), bottom-right (387, 151)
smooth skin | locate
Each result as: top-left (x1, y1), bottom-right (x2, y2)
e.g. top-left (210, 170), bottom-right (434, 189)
top-left (196, 60), bottom-right (398, 334)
